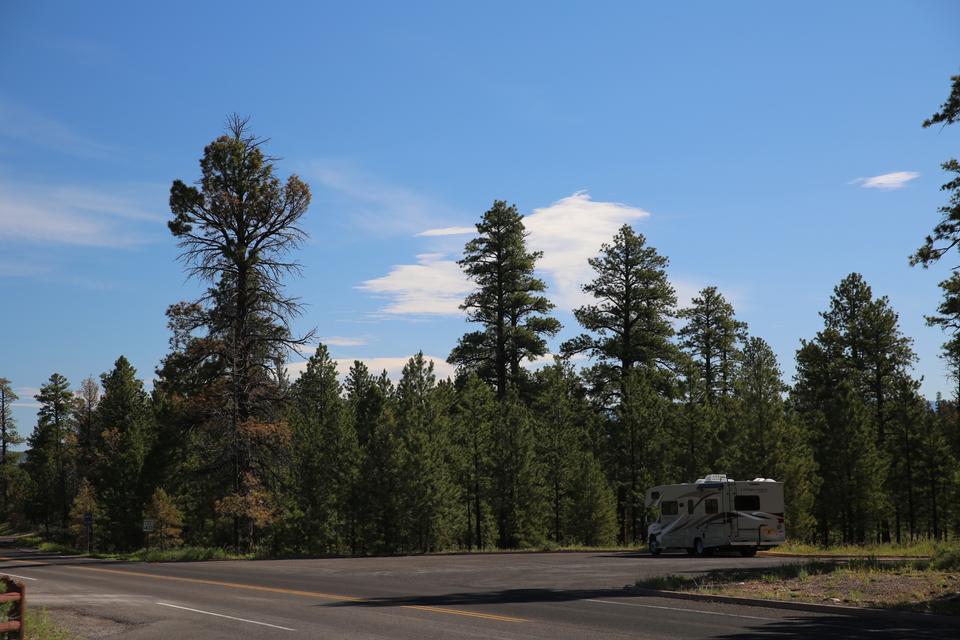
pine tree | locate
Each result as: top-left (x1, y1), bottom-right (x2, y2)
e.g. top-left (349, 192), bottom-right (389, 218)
top-left (165, 115), bottom-right (312, 550)
top-left (489, 394), bottom-right (545, 548)
top-left (144, 488), bottom-right (184, 550)
top-left (68, 479), bottom-right (101, 550)
top-left (360, 378), bottom-right (403, 553)
top-left (562, 225), bottom-right (678, 404)
top-left (532, 362), bottom-right (587, 545)
top-left (395, 353), bottom-right (460, 552)
top-left (449, 200), bottom-right (560, 398)
top-left (678, 287), bottom-right (746, 403)
top-left (0, 378), bottom-right (24, 516)
top-left (74, 376), bottom-right (100, 484)
top-left (94, 357), bottom-right (155, 550)
top-left (25, 373), bottom-right (76, 535)
top-left (926, 397), bottom-right (959, 539)
top-left (730, 337), bottom-right (785, 477)
top-left (289, 344), bottom-right (357, 554)
top-left (774, 410), bottom-right (820, 542)
top-left (617, 370), bottom-right (675, 543)
top-left (814, 274), bottom-right (914, 541)
top-left (912, 71), bottom-right (960, 267)
top-left (729, 337), bottom-right (819, 539)
top-left (345, 362), bottom-right (395, 553)
top-left (675, 359), bottom-right (719, 480)
top-left (912, 72), bottom-right (960, 448)
top-left (450, 374), bottom-right (495, 550)
top-left (566, 452), bottom-right (618, 547)
top-left (793, 335), bottom-right (885, 544)
top-left (885, 376), bottom-right (929, 542)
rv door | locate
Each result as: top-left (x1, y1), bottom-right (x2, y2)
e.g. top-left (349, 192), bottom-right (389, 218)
top-left (734, 488), bottom-right (761, 542)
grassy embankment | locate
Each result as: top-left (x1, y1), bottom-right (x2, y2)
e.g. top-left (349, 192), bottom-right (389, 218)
top-left (15, 534), bottom-right (252, 562)
top-left (638, 545), bottom-right (960, 615)
top-left (12, 529), bottom-right (640, 562)
top-left (771, 539), bottom-right (942, 557)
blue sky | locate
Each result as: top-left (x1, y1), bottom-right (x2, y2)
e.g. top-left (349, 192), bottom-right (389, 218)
top-left (2, 1), bottom-right (959, 434)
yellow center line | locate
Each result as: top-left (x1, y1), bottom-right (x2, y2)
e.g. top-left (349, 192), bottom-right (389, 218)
top-left (68, 564), bottom-right (527, 623)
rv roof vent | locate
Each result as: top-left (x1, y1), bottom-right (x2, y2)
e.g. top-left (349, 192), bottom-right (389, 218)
top-left (752, 477), bottom-right (777, 482)
top-left (702, 473), bottom-right (728, 483)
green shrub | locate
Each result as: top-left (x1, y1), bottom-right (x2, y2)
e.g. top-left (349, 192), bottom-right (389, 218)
top-left (929, 545), bottom-right (960, 571)
top-left (25, 608), bottom-right (77, 640)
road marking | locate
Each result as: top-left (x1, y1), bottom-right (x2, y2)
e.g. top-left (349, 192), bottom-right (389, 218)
top-left (157, 602), bottom-right (296, 631)
top-left (585, 599), bottom-right (779, 621)
top-left (403, 604), bottom-right (526, 622)
top-left (70, 566), bottom-right (527, 623)
top-left (0, 573), bottom-right (37, 581)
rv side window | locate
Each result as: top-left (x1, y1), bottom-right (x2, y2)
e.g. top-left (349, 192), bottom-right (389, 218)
top-left (661, 501), bottom-right (678, 515)
top-left (705, 499), bottom-right (718, 514)
top-left (735, 495), bottom-right (760, 511)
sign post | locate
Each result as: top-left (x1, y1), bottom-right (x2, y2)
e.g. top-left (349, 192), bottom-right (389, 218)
top-left (82, 512), bottom-right (93, 554)
top-left (143, 518), bottom-right (155, 552)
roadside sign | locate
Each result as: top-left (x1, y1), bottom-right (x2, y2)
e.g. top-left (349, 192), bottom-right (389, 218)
top-left (83, 512), bottom-right (93, 526)
top-left (142, 518), bottom-right (155, 533)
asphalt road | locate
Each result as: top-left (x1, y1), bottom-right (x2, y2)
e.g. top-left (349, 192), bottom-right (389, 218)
top-left (1, 547), bottom-right (957, 639)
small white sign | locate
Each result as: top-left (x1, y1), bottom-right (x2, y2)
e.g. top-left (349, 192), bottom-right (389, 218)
top-left (142, 518), bottom-right (156, 532)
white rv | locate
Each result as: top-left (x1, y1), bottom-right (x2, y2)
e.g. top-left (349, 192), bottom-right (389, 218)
top-left (645, 474), bottom-right (785, 556)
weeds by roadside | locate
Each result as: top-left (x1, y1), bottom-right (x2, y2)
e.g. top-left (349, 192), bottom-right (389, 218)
top-left (25, 608), bottom-right (77, 640)
top-left (637, 549), bottom-right (960, 615)
top-left (774, 540), bottom-right (942, 557)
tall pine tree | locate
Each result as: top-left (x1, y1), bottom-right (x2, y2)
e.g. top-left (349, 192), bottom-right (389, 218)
top-left (449, 200), bottom-right (560, 398)
top-left (562, 224), bottom-right (678, 403)
top-left (93, 356), bottom-right (155, 550)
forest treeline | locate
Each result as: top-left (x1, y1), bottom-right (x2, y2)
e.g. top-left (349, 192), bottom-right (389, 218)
top-left (2, 75), bottom-right (959, 554)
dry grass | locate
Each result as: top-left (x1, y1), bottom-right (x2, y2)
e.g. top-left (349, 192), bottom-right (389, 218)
top-left (638, 554), bottom-right (960, 615)
top-left (773, 540), bottom-right (941, 557)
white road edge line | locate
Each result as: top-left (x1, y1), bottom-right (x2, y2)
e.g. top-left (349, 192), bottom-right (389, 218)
top-left (585, 599), bottom-right (778, 621)
top-left (0, 573), bottom-right (37, 581)
top-left (156, 602), bottom-right (296, 631)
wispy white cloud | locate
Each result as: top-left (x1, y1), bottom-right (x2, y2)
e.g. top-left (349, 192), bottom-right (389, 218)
top-left (0, 179), bottom-right (163, 247)
top-left (358, 253), bottom-right (470, 315)
top-left (363, 191), bottom-right (652, 315)
top-left (417, 226), bottom-right (475, 237)
top-left (359, 191), bottom-right (748, 317)
top-left (295, 336), bottom-right (371, 356)
top-left (287, 354), bottom-right (457, 382)
top-left (523, 191), bottom-right (651, 308)
top-left (0, 99), bottom-right (112, 158)
top-left (308, 164), bottom-right (465, 235)
top-left (851, 171), bottom-right (919, 190)
top-left (320, 336), bottom-right (370, 347)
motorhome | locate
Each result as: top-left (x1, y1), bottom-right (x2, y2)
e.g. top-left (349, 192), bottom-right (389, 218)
top-left (644, 474), bottom-right (785, 556)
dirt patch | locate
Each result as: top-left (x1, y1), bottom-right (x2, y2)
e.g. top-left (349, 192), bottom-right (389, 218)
top-left (711, 570), bottom-right (960, 612)
top-left (42, 608), bottom-right (137, 639)
top-left (642, 561), bottom-right (960, 615)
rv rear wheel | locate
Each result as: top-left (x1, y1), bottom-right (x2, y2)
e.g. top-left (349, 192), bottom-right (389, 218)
top-left (739, 547), bottom-right (758, 557)
top-left (692, 537), bottom-right (705, 557)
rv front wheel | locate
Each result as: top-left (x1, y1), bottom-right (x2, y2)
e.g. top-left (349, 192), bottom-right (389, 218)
top-left (692, 537), bottom-right (705, 557)
top-left (648, 536), bottom-right (662, 556)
